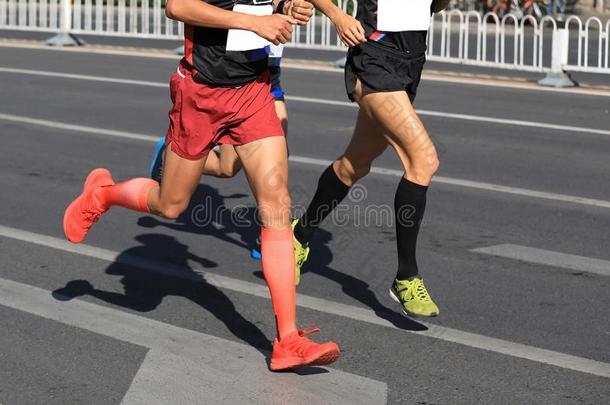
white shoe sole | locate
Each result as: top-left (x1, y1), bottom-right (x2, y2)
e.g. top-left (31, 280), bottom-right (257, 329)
top-left (389, 287), bottom-right (412, 318)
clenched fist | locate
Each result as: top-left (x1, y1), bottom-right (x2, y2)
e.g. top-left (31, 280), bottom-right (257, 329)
top-left (255, 14), bottom-right (297, 45)
top-left (283, 0), bottom-right (314, 26)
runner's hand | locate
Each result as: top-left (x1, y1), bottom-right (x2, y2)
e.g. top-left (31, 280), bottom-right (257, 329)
top-left (331, 12), bottom-right (366, 47)
top-left (255, 14), bottom-right (297, 45)
top-left (283, 0), bottom-right (314, 26)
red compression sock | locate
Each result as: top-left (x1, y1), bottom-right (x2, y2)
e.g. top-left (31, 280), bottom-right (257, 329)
top-left (261, 227), bottom-right (298, 340)
top-left (96, 178), bottom-right (158, 213)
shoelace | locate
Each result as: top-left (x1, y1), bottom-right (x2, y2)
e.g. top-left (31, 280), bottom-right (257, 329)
top-left (412, 279), bottom-right (432, 302)
top-left (397, 278), bottom-right (432, 303)
top-left (284, 327), bottom-right (321, 356)
top-left (298, 327), bottom-right (320, 336)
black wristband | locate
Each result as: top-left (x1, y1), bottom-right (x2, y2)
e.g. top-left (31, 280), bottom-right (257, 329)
top-left (276, 0), bottom-right (287, 14)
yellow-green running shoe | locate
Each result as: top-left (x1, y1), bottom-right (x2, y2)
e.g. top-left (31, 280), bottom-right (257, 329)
top-left (389, 277), bottom-right (439, 317)
top-left (292, 219), bottom-right (310, 285)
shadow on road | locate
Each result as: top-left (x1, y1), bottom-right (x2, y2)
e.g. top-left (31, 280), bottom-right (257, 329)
top-left (51, 185), bottom-right (330, 373)
top-left (136, 183), bottom-right (259, 254)
top-left (53, 180), bottom-right (424, 375)
top-left (52, 233), bottom-right (273, 355)
top-left (139, 183), bottom-right (427, 332)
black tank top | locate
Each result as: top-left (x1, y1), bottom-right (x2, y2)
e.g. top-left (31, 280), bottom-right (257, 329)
top-left (357, 0), bottom-right (429, 56)
top-left (185, 0), bottom-right (273, 87)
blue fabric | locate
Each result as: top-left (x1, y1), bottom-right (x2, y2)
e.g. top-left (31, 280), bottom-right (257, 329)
top-left (249, 46), bottom-right (270, 62)
top-left (271, 87), bottom-right (285, 99)
top-left (149, 136), bottom-right (166, 178)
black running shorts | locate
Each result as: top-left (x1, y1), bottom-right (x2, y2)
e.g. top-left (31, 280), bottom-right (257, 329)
top-left (345, 42), bottom-right (425, 103)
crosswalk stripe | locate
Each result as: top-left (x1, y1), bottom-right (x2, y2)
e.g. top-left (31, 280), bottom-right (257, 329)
top-left (0, 277), bottom-right (387, 404)
top-left (471, 244), bottom-right (610, 277)
top-left (1, 224), bottom-right (609, 379)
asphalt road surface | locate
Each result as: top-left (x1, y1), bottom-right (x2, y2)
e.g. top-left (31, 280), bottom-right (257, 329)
top-left (2, 28), bottom-right (610, 87)
top-left (0, 43), bottom-right (609, 404)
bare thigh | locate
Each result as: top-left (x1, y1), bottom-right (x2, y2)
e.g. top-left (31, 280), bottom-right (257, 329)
top-left (357, 85), bottom-right (439, 185)
top-left (234, 136), bottom-right (291, 229)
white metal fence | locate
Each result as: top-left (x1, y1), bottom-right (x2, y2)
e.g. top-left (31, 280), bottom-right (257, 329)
top-left (429, 10), bottom-right (610, 74)
top-left (0, 0), bottom-right (608, 75)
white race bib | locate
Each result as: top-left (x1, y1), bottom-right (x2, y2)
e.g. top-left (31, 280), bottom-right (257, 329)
top-left (269, 44), bottom-right (284, 58)
top-left (377, 0), bottom-right (432, 32)
top-left (226, 4), bottom-right (273, 51)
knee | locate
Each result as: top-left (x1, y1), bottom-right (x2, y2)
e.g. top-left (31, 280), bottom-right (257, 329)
top-left (257, 189), bottom-right (291, 227)
top-left (259, 188), bottom-right (291, 212)
top-left (155, 200), bottom-right (189, 220)
top-left (218, 157), bottom-right (241, 178)
top-left (410, 152), bottom-right (440, 184)
top-left (335, 156), bottom-right (371, 186)
top-left (218, 166), bottom-right (239, 178)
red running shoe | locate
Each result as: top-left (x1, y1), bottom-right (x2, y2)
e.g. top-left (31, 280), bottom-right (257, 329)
top-left (270, 328), bottom-right (340, 371)
top-left (63, 168), bottom-right (114, 243)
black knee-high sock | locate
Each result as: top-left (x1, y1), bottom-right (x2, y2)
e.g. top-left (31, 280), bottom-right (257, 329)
top-left (394, 177), bottom-right (428, 280)
top-left (294, 164), bottom-right (350, 245)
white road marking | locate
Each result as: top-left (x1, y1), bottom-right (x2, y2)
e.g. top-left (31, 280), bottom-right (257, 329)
top-left (1, 224), bottom-right (609, 379)
top-left (282, 63), bottom-right (610, 97)
top-left (418, 71), bottom-right (610, 97)
top-left (0, 66), bottom-right (167, 88)
top-left (1, 111), bottom-right (609, 210)
top-left (1, 41), bottom-right (609, 97)
top-left (414, 109), bottom-right (610, 137)
top-left (1, 66), bottom-right (609, 137)
top-left (288, 156), bottom-right (610, 210)
top-left (121, 349), bottom-right (382, 405)
top-left (285, 95), bottom-right (610, 137)
top-left (471, 244), bottom-right (610, 277)
top-left (0, 40), bottom-right (182, 60)
top-left (0, 277), bottom-right (386, 404)
top-left (0, 112), bottom-right (159, 142)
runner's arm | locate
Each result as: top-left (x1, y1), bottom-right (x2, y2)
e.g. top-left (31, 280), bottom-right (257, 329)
top-left (308, 0), bottom-right (366, 46)
top-left (166, 0), bottom-right (259, 30)
top-left (165, 0), bottom-right (297, 44)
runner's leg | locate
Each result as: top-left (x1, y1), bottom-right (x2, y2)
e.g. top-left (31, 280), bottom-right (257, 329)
top-left (235, 136), bottom-right (295, 337)
top-left (358, 88), bottom-right (438, 277)
top-left (293, 106), bottom-right (388, 245)
top-left (63, 147), bottom-right (207, 243)
top-left (250, 100), bottom-right (288, 260)
top-left (202, 144), bottom-right (241, 178)
top-left (235, 135), bottom-right (339, 370)
top-left (148, 146), bottom-right (208, 218)
top-left (357, 86), bottom-right (440, 317)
